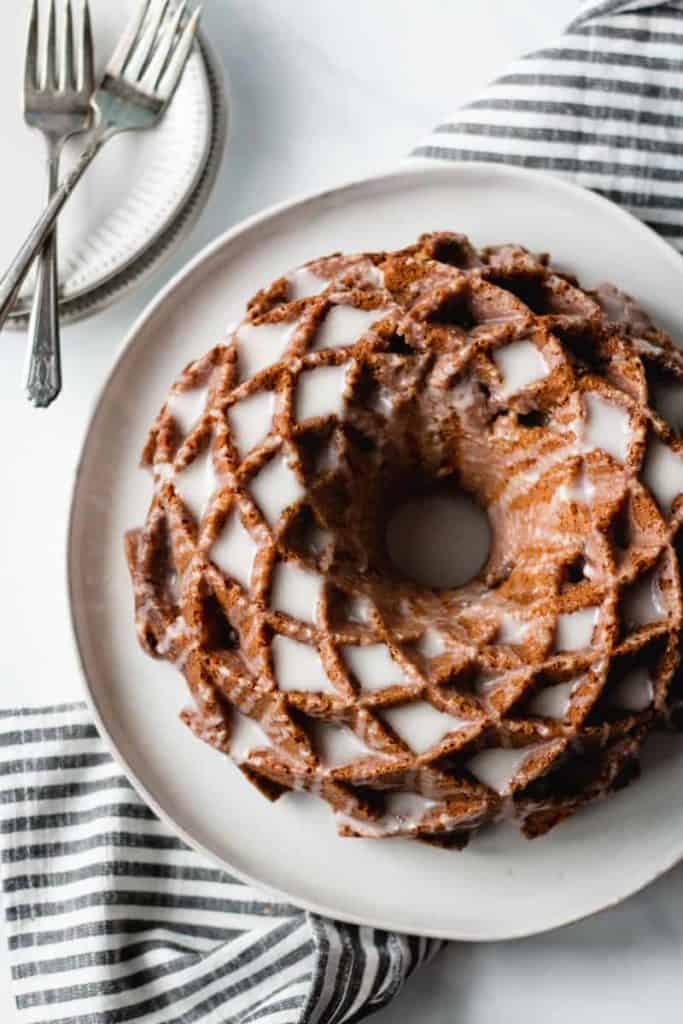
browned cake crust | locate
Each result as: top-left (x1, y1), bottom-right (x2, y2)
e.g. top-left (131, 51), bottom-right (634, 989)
top-left (125, 231), bottom-right (683, 848)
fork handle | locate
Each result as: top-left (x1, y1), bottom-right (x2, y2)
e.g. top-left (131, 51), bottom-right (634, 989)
top-left (23, 147), bottom-right (62, 408)
top-left (0, 128), bottom-right (107, 334)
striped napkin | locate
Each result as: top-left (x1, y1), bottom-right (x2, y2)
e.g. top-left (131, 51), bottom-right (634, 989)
top-left (414, 0), bottom-right (683, 252)
top-left (5, 1), bottom-right (683, 1021)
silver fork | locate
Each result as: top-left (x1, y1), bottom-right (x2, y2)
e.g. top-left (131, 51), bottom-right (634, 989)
top-left (23, 0), bottom-right (95, 408)
top-left (0, 0), bottom-right (201, 338)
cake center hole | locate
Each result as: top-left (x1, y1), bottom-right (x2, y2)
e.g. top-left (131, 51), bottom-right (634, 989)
top-left (386, 490), bottom-right (491, 589)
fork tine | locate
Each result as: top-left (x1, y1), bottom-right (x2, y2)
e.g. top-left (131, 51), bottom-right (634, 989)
top-left (61, 0), bottom-right (77, 91)
top-left (44, 0), bottom-right (59, 89)
top-left (124, 0), bottom-right (170, 83)
top-left (139, 0), bottom-right (187, 93)
top-left (79, 0), bottom-right (95, 94)
top-left (24, 0), bottom-right (40, 94)
top-left (157, 5), bottom-right (200, 100)
top-left (105, 0), bottom-right (151, 78)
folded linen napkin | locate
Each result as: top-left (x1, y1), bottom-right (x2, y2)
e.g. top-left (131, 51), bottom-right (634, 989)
top-left (0, 705), bottom-right (439, 1024)
top-left (5, 1), bottom-right (683, 1021)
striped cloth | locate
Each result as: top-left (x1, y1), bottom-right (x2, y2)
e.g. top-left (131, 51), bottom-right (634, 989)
top-left (5, 0), bottom-right (683, 1020)
top-left (413, 0), bottom-right (683, 252)
top-left (0, 705), bottom-right (440, 1024)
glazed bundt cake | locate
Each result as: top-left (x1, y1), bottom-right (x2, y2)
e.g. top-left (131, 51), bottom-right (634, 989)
top-left (125, 232), bottom-right (683, 847)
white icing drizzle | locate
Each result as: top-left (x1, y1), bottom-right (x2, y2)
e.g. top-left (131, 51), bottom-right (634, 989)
top-left (173, 446), bottom-right (216, 522)
top-left (230, 713), bottom-right (271, 763)
top-left (609, 666), bottom-right (653, 711)
top-left (271, 635), bottom-right (336, 693)
top-left (236, 320), bottom-right (298, 381)
top-left (210, 512), bottom-right (257, 589)
top-left (385, 792), bottom-right (436, 826)
top-left (167, 387), bottom-right (207, 437)
top-left (623, 571), bottom-right (666, 628)
top-left (313, 305), bottom-right (386, 351)
top-left (365, 265), bottom-right (385, 288)
top-left (336, 791), bottom-right (437, 837)
top-left (493, 339), bottom-right (549, 396)
top-left (559, 467), bottom-right (594, 505)
top-left (156, 617), bottom-right (187, 658)
top-left (153, 461), bottom-right (174, 484)
top-left (250, 452), bottom-right (305, 527)
top-left (554, 606), bottom-right (599, 652)
top-left (381, 702), bottom-right (465, 754)
top-left (342, 644), bottom-right (408, 691)
top-left (416, 628), bottom-right (446, 658)
top-left (309, 721), bottom-right (372, 768)
top-left (228, 391), bottom-right (274, 460)
top-left (295, 364), bottom-right (348, 422)
top-left (581, 393), bottom-right (631, 464)
top-left (271, 562), bottom-right (323, 623)
top-left (528, 680), bottom-right (578, 719)
top-left (288, 266), bottom-right (327, 300)
top-left (497, 612), bottom-right (528, 645)
top-left (337, 794), bottom-right (438, 835)
top-left (641, 436), bottom-right (683, 514)
top-left (466, 747), bottom-right (533, 795)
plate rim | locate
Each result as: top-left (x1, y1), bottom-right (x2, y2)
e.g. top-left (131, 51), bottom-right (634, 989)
top-left (67, 160), bottom-right (683, 941)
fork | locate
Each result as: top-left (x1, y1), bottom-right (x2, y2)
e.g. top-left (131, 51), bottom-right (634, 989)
top-left (0, 0), bottom-right (201, 338)
top-left (23, 0), bottom-right (95, 408)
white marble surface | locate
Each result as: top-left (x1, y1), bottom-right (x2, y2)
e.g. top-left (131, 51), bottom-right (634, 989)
top-left (2, 0), bottom-right (682, 1019)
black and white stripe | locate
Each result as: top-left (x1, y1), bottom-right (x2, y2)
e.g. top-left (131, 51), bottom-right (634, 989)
top-left (0, 706), bottom-right (440, 1023)
top-left (413, 0), bottom-right (683, 249)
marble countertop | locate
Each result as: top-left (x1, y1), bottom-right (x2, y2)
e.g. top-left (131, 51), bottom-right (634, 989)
top-left (2, 0), bottom-right (681, 1019)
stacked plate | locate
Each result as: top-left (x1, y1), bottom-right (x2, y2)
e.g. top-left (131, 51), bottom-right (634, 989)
top-left (1, 0), bottom-right (227, 326)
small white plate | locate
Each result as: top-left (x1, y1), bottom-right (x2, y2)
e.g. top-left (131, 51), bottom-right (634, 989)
top-left (68, 163), bottom-right (683, 941)
top-left (1, 0), bottom-right (226, 324)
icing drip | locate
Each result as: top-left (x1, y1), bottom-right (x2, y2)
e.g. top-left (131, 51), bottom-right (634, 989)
top-left (381, 702), bottom-right (466, 754)
top-left (230, 713), bottom-right (270, 763)
top-left (250, 453), bottom-right (305, 526)
top-left (309, 721), bottom-right (373, 768)
top-left (466, 747), bottom-right (533, 795)
top-left (493, 339), bottom-right (549, 396)
top-left (228, 391), bottom-right (274, 460)
top-left (528, 680), bottom-right (578, 719)
top-left (497, 613), bottom-right (528, 645)
top-left (271, 562), bottom-right (323, 623)
top-left (236, 320), bottom-right (298, 381)
top-left (416, 629), bottom-right (446, 658)
top-left (641, 436), bottom-right (683, 514)
top-left (342, 644), bottom-right (407, 691)
top-left (210, 511), bottom-right (257, 588)
top-left (173, 446), bottom-right (216, 522)
top-left (295, 364), bottom-right (348, 422)
top-left (313, 305), bottom-right (386, 350)
top-left (288, 267), bottom-right (327, 300)
top-left (271, 635), bottom-right (336, 693)
top-left (554, 607), bottom-right (599, 652)
top-left (581, 393), bottom-right (631, 464)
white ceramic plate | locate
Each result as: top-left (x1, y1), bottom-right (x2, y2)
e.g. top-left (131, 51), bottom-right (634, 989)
top-left (2, 0), bottom-right (224, 324)
top-left (68, 163), bottom-right (683, 941)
